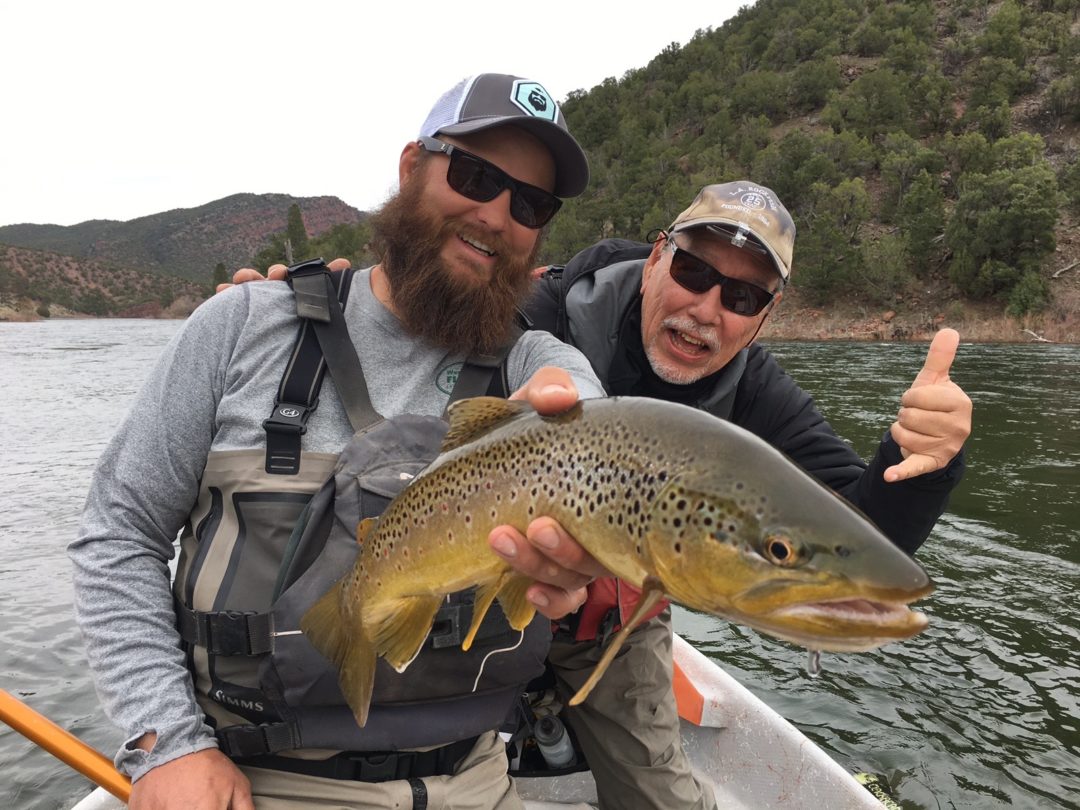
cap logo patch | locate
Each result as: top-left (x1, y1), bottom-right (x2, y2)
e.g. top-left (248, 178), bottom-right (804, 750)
top-left (740, 192), bottom-right (767, 210)
top-left (511, 80), bottom-right (558, 122)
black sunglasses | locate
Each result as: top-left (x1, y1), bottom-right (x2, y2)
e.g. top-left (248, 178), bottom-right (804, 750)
top-left (417, 136), bottom-right (562, 229)
top-left (666, 234), bottom-right (779, 316)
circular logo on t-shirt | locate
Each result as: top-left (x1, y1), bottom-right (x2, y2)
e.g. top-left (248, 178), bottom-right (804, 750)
top-left (436, 362), bottom-right (464, 395)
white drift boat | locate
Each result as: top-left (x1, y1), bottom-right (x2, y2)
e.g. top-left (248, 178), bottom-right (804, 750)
top-left (70, 636), bottom-right (884, 809)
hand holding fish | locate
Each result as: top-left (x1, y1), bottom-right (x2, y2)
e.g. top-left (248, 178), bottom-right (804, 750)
top-left (884, 329), bottom-right (973, 483)
top-left (489, 366), bottom-right (612, 619)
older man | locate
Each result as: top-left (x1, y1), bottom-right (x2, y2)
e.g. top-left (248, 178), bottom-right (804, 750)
top-left (70, 73), bottom-right (606, 810)
top-left (502, 181), bottom-right (971, 810)
top-left (237, 180), bottom-right (971, 808)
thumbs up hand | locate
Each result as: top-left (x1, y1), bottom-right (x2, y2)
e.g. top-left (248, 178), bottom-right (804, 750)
top-left (884, 329), bottom-right (973, 483)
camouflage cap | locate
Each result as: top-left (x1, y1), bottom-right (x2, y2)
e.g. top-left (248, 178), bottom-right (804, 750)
top-left (668, 182), bottom-right (796, 280)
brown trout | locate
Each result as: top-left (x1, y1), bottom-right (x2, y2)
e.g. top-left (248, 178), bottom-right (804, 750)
top-left (301, 396), bottom-right (933, 726)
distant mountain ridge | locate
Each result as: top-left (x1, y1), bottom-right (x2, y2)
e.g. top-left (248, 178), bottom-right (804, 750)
top-left (0, 193), bottom-right (365, 283)
top-left (0, 243), bottom-right (209, 319)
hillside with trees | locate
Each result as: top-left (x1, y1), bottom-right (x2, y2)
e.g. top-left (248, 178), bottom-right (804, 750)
top-left (0, 244), bottom-right (208, 320)
top-left (250, 0), bottom-right (1079, 341)
top-left (3, 0), bottom-right (1078, 340)
top-left (543, 0), bottom-right (1079, 337)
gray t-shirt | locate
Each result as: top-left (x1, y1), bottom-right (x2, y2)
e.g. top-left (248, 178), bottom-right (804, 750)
top-left (69, 268), bottom-right (604, 778)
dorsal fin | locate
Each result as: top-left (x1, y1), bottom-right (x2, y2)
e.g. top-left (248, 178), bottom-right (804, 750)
top-left (356, 517), bottom-right (377, 546)
top-left (441, 396), bottom-right (529, 452)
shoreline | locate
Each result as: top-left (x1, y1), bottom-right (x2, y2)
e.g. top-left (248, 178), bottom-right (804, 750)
top-left (2, 300), bottom-right (1076, 345)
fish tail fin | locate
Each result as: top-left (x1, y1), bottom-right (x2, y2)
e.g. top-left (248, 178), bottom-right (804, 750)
top-left (496, 574), bottom-right (537, 632)
top-left (369, 595), bottom-right (443, 672)
top-left (568, 577), bottom-right (667, 707)
top-left (300, 585), bottom-right (348, 668)
top-left (337, 635), bottom-right (378, 727)
top-left (300, 584), bottom-right (376, 727)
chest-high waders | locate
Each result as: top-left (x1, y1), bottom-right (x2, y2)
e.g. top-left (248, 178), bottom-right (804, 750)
top-left (171, 260), bottom-right (551, 785)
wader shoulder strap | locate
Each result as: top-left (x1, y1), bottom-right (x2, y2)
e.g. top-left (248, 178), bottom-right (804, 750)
top-left (443, 321), bottom-right (521, 411)
top-left (294, 271), bottom-right (381, 432)
top-left (263, 259), bottom-right (380, 475)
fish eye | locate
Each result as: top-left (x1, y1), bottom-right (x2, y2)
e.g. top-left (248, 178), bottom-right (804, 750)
top-left (763, 533), bottom-right (800, 567)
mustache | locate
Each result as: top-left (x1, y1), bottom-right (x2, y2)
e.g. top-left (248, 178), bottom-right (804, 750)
top-left (663, 317), bottom-right (719, 350)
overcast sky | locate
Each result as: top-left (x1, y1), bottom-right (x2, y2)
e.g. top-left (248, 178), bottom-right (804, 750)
top-left (1, 0), bottom-right (746, 228)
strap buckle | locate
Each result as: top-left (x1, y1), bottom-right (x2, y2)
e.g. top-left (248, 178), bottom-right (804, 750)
top-left (263, 400), bottom-right (319, 474)
top-left (285, 257), bottom-right (331, 280)
top-left (262, 400), bottom-right (317, 437)
top-left (177, 604), bottom-right (272, 656)
top-left (349, 751), bottom-right (404, 781)
top-left (429, 605), bottom-right (462, 650)
top-left (218, 722), bottom-right (298, 758)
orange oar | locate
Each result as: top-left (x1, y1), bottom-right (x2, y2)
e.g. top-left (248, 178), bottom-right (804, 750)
top-left (0, 688), bottom-right (131, 803)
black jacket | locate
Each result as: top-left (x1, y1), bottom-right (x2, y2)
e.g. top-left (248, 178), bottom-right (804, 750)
top-left (526, 239), bottom-right (964, 554)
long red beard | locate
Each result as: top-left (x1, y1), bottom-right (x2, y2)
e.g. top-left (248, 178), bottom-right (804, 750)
top-left (368, 178), bottom-right (541, 355)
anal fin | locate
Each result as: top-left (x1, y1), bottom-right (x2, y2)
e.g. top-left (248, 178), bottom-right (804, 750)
top-left (367, 594), bottom-right (443, 672)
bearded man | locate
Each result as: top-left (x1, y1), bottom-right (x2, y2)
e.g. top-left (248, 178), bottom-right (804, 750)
top-left (69, 73), bottom-right (606, 810)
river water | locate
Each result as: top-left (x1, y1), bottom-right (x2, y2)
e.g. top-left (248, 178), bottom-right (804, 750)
top-left (1, 319), bottom-right (1077, 809)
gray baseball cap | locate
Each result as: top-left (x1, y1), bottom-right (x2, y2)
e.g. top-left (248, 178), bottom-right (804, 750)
top-left (419, 73), bottom-right (590, 198)
top-left (669, 182), bottom-right (797, 280)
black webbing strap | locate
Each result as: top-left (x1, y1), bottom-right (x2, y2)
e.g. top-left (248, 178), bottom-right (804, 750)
top-left (232, 736), bottom-right (476, 782)
top-left (263, 260), bottom-right (380, 475)
top-left (175, 601), bottom-right (273, 656)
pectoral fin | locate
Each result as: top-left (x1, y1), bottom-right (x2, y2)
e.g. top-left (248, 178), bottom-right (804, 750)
top-left (568, 577), bottom-right (667, 707)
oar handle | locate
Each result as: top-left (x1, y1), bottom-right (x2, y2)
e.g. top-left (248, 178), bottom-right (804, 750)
top-left (0, 688), bottom-right (131, 802)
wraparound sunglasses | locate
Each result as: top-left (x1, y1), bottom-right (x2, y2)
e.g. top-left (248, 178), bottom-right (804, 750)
top-left (417, 136), bottom-right (562, 229)
top-left (666, 233), bottom-right (780, 316)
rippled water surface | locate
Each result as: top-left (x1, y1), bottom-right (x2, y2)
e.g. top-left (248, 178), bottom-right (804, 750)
top-left (1, 323), bottom-right (1078, 808)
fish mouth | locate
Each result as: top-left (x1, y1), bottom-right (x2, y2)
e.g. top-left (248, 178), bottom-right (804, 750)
top-left (760, 596), bottom-right (931, 652)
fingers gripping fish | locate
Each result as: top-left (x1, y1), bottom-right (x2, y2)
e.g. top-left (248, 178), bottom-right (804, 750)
top-left (301, 397), bottom-right (933, 727)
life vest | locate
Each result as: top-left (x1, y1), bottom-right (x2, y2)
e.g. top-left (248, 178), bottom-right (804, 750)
top-left (572, 577), bottom-right (670, 643)
top-left (173, 260), bottom-right (550, 757)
